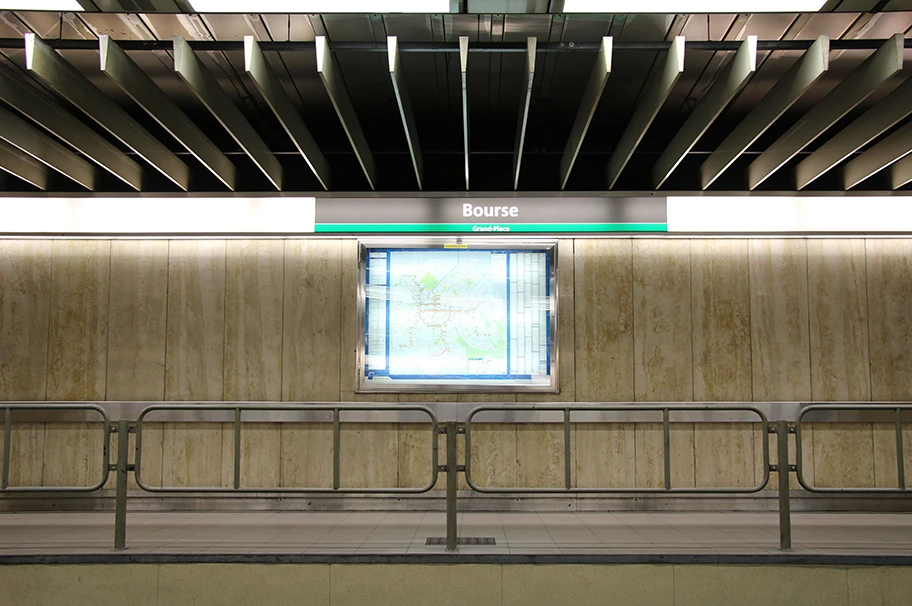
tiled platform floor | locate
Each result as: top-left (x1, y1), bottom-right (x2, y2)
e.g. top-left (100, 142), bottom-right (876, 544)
top-left (1, 511), bottom-right (911, 556)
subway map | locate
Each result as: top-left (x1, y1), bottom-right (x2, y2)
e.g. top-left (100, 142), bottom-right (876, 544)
top-left (364, 247), bottom-right (551, 385)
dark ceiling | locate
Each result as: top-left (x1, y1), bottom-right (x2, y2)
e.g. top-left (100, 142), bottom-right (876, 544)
top-left (1, 9), bottom-right (912, 194)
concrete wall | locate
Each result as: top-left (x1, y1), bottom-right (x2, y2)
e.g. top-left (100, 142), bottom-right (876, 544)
top-left (2, 562), bottom-right (911, 606)
top-left (1, 238), bottom-right (910, 491)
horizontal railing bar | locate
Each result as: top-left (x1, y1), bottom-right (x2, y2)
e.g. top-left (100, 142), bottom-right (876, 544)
top-left (0, 38), bottom-right (909, 53)
top-left (4, 401), bottom-right (912, 424)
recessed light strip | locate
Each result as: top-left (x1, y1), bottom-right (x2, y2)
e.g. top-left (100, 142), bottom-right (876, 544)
top-left (562, 0), bottom-right (827, 11)
top-left (187, 0), bottom-right (449, 12)
top-left (0, 0), bottom-right (83, 9)
top-left (667, 196), bottom-right (912, 233)
top-left (0, 197), bottom-right (316, 236)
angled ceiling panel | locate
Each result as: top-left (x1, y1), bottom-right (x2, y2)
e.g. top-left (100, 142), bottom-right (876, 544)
top-left (748, 33), bottom-right (903, 189)
top-left (844, 120), bottom-right (912, 189)
top-left (316, 35), bottom-right (377, 190)
top-left (461, 35), bottom-right (470, 190)
top-left (0, 138), bottom-right (47, 190)
top-left (889, 150), bottom-right (912, 189)
top-left (607, 35), bottom-right (684, 190)
top-left (245, 36), bottom-right (330, 190)
top-left (654, 36), bottom-right (757, 189)
top-left (100, 35), bottom-right (236, 190)
top-left (388, 35), bottom-right (423, 190)
top-left (702, 35), bottom-right (828, 190)
top-left (513, 37), bottom-right (536, 191)
top-left (0, 104), bottom-right (95, 190)
top-left (558, 36), bottom-right (611, 190)
top-left (797, 75), bottom-right (912, 189)
top-left (0, 61), bottom-right (142, 190)
top-left (174, 35), bottom-right (282, 190)
top-left (25, 33), bottom-right (190, 190)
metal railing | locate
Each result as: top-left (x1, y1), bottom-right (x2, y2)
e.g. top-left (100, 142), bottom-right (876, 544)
top-left (1, 401), bottom-right (910, 553)
top-left (465, 404), bottom-right (770, 493)
top-left (1, 403), bottom-right (111, 492)
top-left (133, 404), bottom-right (439, 493)
top-left (795, 404), bottom-right (912, 493)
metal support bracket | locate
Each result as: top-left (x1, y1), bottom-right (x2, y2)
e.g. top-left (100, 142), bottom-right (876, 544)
top-left (444, 420), bottom-right (459, 552)
top-left (113, 418), bottom-right (131, 551)
top-left (775, 419), bottom-right (792, 551)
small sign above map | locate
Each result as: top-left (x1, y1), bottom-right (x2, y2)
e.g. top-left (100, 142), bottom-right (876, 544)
top-left (317, 197), bottom-right (667, 234)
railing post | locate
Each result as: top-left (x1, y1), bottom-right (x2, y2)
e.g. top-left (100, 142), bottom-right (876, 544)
top-left (775, 420), bottom-right (792, 551)
top-left (113, 419), bottom-right (131, 551)
top-left (896, 407), bottom-right (906, 490)
top-left (333, 408), bottom-right (341, 490)
top-left (563, 408), bottom-right (572, 490)
top-left (662, 408), bottom-right (672, 490)
top-left (445, 420), bottom-right (458, 552)
top-left (233, 408), bottom-right (242, 490)
top-left (1, 408), bottom-right (11, 490)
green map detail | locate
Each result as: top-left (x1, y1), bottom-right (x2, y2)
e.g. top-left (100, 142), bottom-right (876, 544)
top-left (418, 272), bottom-right (439, 291)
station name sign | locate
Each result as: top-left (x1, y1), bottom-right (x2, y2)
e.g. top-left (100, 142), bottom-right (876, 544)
top-left (315, 197), bottom-right (668, 234)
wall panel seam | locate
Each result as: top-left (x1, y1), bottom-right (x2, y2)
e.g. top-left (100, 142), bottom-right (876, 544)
top-left (103, 241), bottom-right (113, 402)
top-left (863, 239), bottom-right (874, 402)
top-left (805, 238), bottom-right (815, 401)
top-left (279, 240), bottom-right (287, 485)
top-left (747, 239), bottom-right (754, 404)
top-left (43, 242), bottom-right (54, 403)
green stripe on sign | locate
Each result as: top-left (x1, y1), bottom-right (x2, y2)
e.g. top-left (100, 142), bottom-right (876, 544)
top-left (315, 222), bottom-right (668, 233)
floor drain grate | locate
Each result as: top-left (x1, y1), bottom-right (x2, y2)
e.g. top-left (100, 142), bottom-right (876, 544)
top-left (426, 537), bottom-right (496, 546)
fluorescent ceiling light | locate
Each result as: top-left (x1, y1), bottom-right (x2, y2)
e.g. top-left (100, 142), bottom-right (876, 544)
top-left (562, 0), bottom-right (826, 12)
top-left (0, 0), bottom-right (83, 9)
top-left (188, 0), bottom-right (448, 12)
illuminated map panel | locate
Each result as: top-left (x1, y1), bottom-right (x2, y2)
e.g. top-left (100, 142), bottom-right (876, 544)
top-left (361, 246), bottom-right (555, 391)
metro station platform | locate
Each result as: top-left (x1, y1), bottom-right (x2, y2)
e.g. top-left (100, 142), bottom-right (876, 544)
top-left (2, 510), bottom-right (912, 560)
top-left (5, 511), bottom-right (912, 606)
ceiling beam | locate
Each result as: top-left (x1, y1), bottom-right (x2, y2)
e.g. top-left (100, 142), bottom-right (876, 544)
top-left (245, 36), bottom-right (330, 191)
top-left (387, 35), bottom-right (422, 190)
top-left (607, 35), bottom-right (684, 190)
top-left (25, 33), bottom-right (189, 191)
top-left (100, 35), bottom-right (236, 191)
top-left (460, 36), bottom-right (470, 191)
top-left (654, 36), bottom-right (756, 190)
top-left (889, 152), bottom-right (912, 189)
top-left (316, 35), bottom-right (377, 191)
top-left (0, 104), bottom-right (95, 190)
top-left (843, 120), bottom-right (912, 189)
top-left (0, 64), bottom-right (142, 190)
top-left (701, 35), bottom-right (828, 190)
top-left (173, 36), bottom-right (282, 191)
top-left (0, 138), bottom-right (48, 190)
top-left (558, 36), bottom-right (611, 190)
top-left (513, 37), bottom-right (536, 191)
top-left (560, 36), bottom-right (613, 189)
top-left (798, 75), bottom-right (912, 190)
top-left (748, 33), bottom-right (903, 190)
